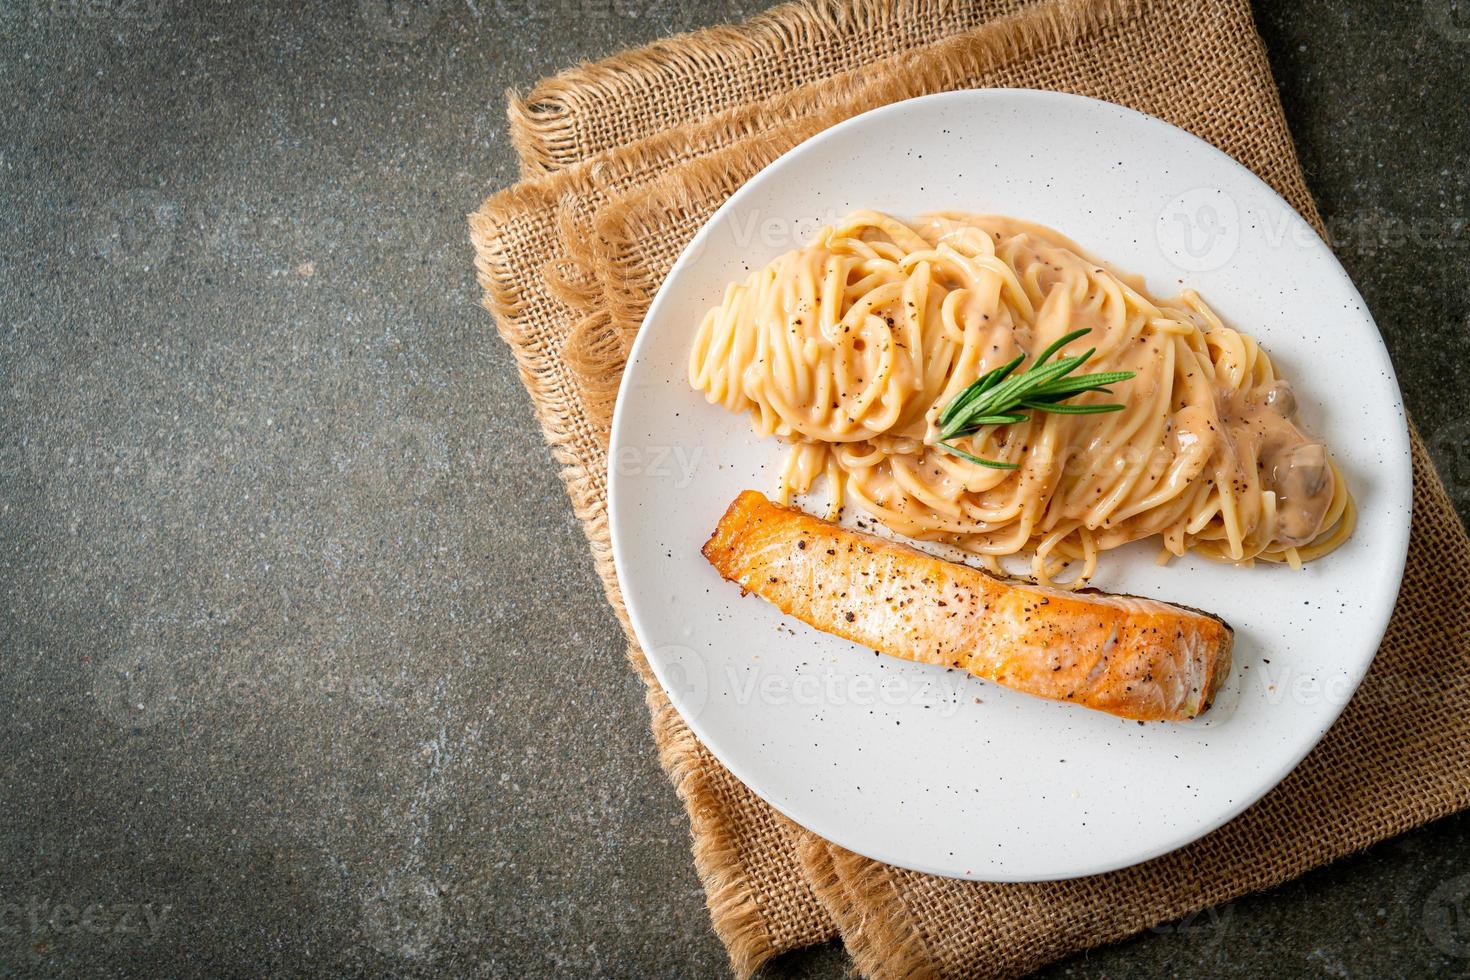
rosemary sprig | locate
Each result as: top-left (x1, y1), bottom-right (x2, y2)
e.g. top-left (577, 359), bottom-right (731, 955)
top-left (934, 328), bottom-right (1136, 469)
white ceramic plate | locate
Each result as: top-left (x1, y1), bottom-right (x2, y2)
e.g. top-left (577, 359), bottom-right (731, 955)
top-left (607, 90), bottom-right (1412, 881)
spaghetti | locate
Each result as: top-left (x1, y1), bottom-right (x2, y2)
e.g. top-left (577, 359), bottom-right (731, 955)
top-left (689, 211), bottom-right (1354, 585)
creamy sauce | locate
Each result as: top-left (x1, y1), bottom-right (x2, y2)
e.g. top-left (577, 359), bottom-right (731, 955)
top-left (690, 210), bottom-right (1355, 585)
top-left (1219, 381), bottom-right (1335, 547)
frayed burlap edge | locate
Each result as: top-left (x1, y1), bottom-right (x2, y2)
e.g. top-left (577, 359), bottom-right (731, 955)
top-left (506, 0), bottom-right (1038, 177)
top-left (468, 185), bottom-right (625, 628)
top-left (523, 1), bottom-right (1101, 408)
top-left (800, 837), bottom-right (941, 980)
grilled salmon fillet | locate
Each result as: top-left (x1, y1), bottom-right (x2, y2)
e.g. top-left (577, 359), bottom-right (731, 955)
top-left (702, 491), bottom-right (1233, 721)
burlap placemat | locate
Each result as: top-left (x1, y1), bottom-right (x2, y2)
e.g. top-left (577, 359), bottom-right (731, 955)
top-left (471, 1), bottom-right (1470, 975)
top-left (507, 0), bottom-right (1034, 176)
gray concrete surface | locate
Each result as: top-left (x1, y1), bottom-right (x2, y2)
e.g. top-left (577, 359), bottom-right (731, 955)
top-left (0, 0), bottom-right (1466, 976)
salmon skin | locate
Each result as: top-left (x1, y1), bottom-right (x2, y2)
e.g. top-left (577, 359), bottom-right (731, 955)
top-left (702, 491), bottom-right (1233, 722)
